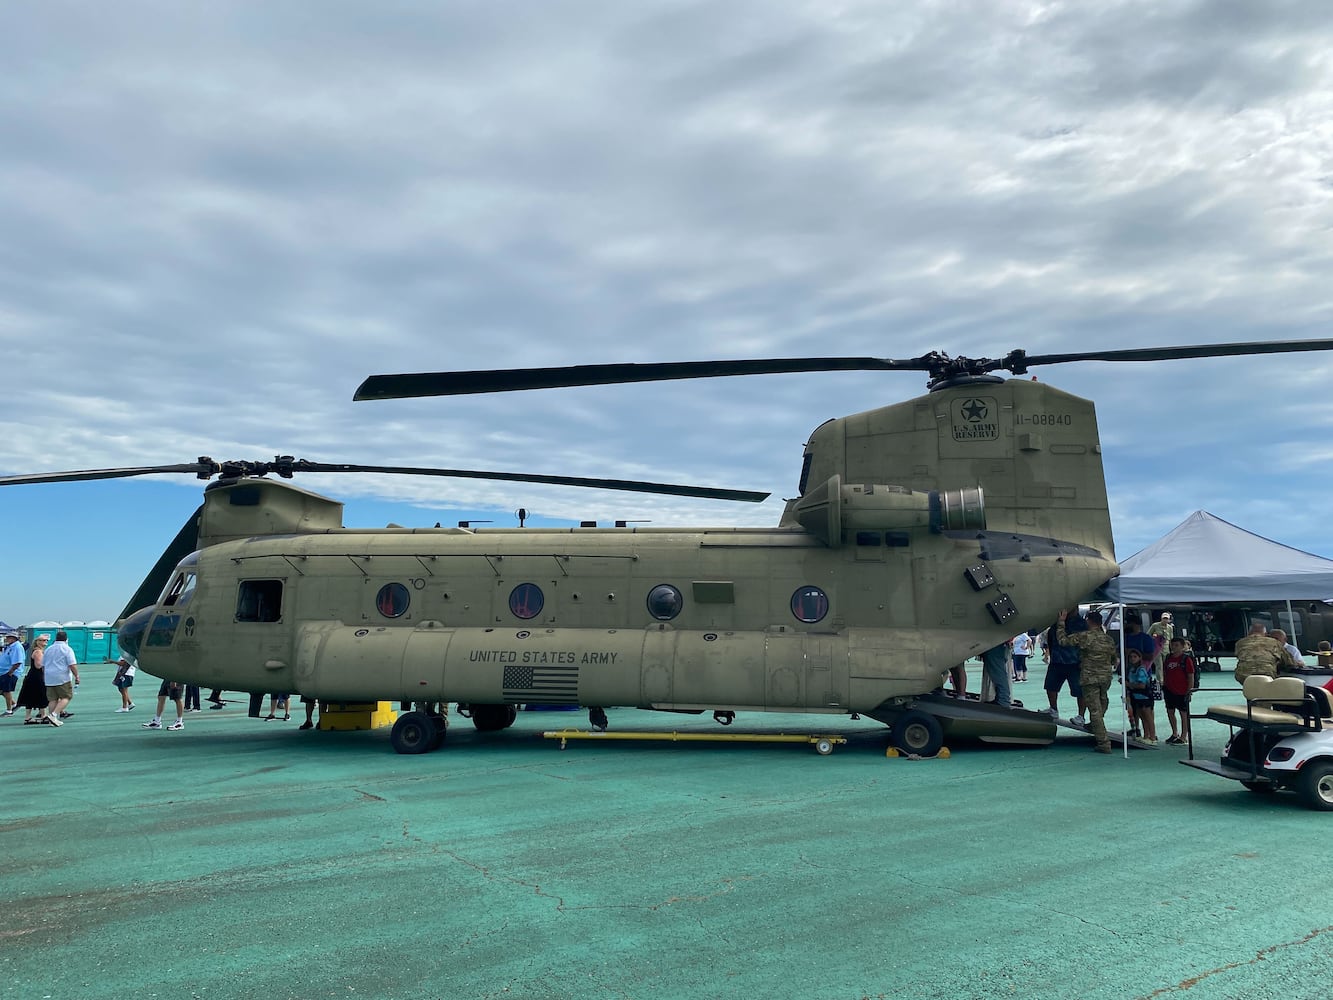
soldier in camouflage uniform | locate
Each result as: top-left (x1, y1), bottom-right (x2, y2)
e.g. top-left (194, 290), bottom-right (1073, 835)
top-left (1057, 609), bottom-right (1120, 754)
top-left (1232, 623), bottom-right (1295, 683)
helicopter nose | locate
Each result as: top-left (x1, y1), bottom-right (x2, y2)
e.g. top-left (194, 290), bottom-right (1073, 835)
top-left (118, 606), bottom-right (154, 660)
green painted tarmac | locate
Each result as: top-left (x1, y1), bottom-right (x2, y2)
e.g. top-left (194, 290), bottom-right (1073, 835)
top-left (3, 666), bottom-right (1331, 1000)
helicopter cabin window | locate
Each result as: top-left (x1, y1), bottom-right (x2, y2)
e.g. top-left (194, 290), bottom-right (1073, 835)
top-left (236, 580), bottom-right (283, 623)
top-left (855, 531), bottom-right (882, 547)
top-left (376, 582), bottom-right (411, 619)
top-left (646, 584), bottom-right (683, 621)
top-left (509, 582), bottom-right (545, 620)
top-left (791, 585), bottom-right (829, 624)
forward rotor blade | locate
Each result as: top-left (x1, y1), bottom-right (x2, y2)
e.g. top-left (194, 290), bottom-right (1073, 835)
top-left (0, 463), bottom-right (212, 487)
top-left (290, 461), bottom-right (769, 503)
top-left (117, 505), bottom-right (203, 622)
top-left (1015, 338), bottom-right (1333, 371)
top-left (355, 356), bottom-right (927, 399)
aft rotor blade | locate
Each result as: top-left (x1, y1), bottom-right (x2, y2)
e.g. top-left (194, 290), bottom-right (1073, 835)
top-left (0, 463), bottom-right (212, 487)
top-left (1016, 338), bottom-right (1333, 371)
top-left (117, 505), bottom-right (203, 622)
top-left (292, 461), bottom-right (769, 503)
top-left (355, 356), bottom-right (928, 399)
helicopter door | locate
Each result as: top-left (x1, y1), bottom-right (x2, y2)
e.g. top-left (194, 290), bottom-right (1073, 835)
top-left (803, 633), bottom-right (849, 711)
top-left (641, 627), bottom-right (677, 704)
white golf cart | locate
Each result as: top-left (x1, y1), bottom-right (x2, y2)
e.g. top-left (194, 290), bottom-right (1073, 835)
top-left (1182, 674), bottom-right (1333, 811)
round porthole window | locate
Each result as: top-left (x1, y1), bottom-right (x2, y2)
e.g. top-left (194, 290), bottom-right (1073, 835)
top-left (376, 582), bottom-right (411, 618)
top-left (509, 582), bottom-right (545, 620)
top-left (646, 584), bottom-right (683, 621)
top-left (791, 585), bottom-right (829, 624)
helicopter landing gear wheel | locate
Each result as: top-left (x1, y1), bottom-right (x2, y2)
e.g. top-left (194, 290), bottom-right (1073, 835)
top-left (1297, 761), bottom-right (1333, 811)
top-left (814, 737), bottom-right (834, 756)
top-left (390, 711), bottom-right (437, 755)
top-left (470, 704), bottom-right (518, 732)
top-left (890, 711), bottom-right (944, 757)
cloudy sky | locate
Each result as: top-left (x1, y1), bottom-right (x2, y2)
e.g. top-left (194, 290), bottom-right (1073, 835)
top-left (2, 0), bottom-right (1332, 625)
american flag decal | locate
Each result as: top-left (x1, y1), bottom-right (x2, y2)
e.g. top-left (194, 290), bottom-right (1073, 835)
top-left (501, 663), bottom-right (580, 704)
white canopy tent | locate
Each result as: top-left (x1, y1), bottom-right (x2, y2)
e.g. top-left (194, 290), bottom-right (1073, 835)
top-left (1102, 510), bottom-right (1333, 605)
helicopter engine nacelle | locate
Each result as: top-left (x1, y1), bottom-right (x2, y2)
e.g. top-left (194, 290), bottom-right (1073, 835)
top-left (793, 475), bottom-right (984, 547)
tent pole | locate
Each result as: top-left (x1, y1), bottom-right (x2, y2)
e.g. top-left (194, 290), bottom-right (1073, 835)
top-left (1286, 599), bottom-right (1295, 648)
top-left (1119, 603), bottom-right (1128, 759)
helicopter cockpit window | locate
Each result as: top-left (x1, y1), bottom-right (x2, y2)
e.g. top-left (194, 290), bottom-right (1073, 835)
top-left (159, 551), bottom-right (200, 608)
top-left (646, 584), bottom-right (683, 621)
top-left (509, 582), bottom-right (544, 620)
top-left (791, 585), bottom-right (829, 624)
top-left (236, 580), bottom-right (283, 623)
top-left (376, 583), bottom-right (411, 619)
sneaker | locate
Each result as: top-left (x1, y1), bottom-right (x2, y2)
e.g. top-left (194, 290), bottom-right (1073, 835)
top-left (142, 720), bottom-right (162, 729)
top-left (208, 703), bottom-right (224, 710)
top-left (127, 703), bottom-right (136, 711)
top-left (115, 707), bottom-right (130, 713)
top-left (1068, 717), bottom-right (1087, 729)
top-left (1165, 735), bottom-right (1184, 745)
top-left (2, 710), bottom-right (13, 717)
top-left (167, 720), bottom-right (184, 731)
top-left (46, 715), bottom-right (63, 727)
top-left (59, 712), bottom-right (73, 719)
top-left (1045, 707), bottom-right (1060, 719)
top-left (1142, 737), bottom-right (1159, 745)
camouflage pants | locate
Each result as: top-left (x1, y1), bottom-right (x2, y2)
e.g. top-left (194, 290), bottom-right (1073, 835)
top-left (1084, 677), bottom-right (1112, 752)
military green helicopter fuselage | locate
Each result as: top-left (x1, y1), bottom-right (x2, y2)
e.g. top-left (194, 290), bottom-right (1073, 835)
top-left (117, 375), bottom-right (1119, 751)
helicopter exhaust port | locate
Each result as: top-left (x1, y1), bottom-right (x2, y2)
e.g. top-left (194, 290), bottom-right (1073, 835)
top-left (793, 475), bottom-right (985, 546)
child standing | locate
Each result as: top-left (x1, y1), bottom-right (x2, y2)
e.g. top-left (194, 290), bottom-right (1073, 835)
top-left (1161, 636), bottom-right (1196, 745)
top-left (1011, 632), bottom-right (1033, 682)
top-left (1127, 649), bottom-right (1158, 744)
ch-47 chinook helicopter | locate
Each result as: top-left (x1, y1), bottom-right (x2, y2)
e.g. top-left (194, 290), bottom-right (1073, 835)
top-left (7, 339), bottom-right (1333, 755)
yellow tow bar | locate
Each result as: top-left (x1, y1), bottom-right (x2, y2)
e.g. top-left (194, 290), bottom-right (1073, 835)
top-left (542, 730), bottom-right (848, 755)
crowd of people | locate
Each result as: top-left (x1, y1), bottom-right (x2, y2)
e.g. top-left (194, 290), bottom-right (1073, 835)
top-left (948, 609), bottom-right (1209, 755)
top-left (0, 629), bottom-right (323, 733)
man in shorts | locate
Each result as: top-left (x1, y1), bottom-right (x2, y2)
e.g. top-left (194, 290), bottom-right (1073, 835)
top-left (142, 680), bottom-right (186, 731)
top-left (1043, 609), bottom-right (1087, 725)
top-left (42, 630), bottom-right (80, 726)
top-left (1, 631), bottom-right (24, 716)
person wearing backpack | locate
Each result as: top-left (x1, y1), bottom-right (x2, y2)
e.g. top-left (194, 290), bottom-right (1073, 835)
top-left (1161, 636), bottom-right (1196, 746)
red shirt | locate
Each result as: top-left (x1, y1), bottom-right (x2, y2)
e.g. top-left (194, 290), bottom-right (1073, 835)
top-left (1163, 652), bottom-right (1195, 696)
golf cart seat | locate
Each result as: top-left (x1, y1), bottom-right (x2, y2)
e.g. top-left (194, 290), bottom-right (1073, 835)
top-left (1307, 684), bottom-right (1333, 720)
top-left (1206, 675), bottom-right (1322, 732)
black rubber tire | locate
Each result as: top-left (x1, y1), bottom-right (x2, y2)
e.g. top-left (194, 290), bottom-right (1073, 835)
top-left (1297, 760), bottom-right (1333, 811)
top-left (390, 711), bottom-right (436, 754)
top-left (891, 711), bottom-right (944, 757)
top-left (471, 703), bottom-right (518, 732)
top-left (1240, 780), bottom-right (1276, 794)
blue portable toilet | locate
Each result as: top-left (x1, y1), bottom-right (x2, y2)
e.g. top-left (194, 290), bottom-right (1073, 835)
top-left (85, 622), bottom-right (114, 661)
top-left (27, 621), bottom-right (61, 648)
top-left (60, 622), bottom-right (89, 661)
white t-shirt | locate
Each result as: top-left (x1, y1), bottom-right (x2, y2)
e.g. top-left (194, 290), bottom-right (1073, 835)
top-left (1012, 633), bottom-right (1033, 657)
top-left (43, 640), bottom-right (78, 684)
